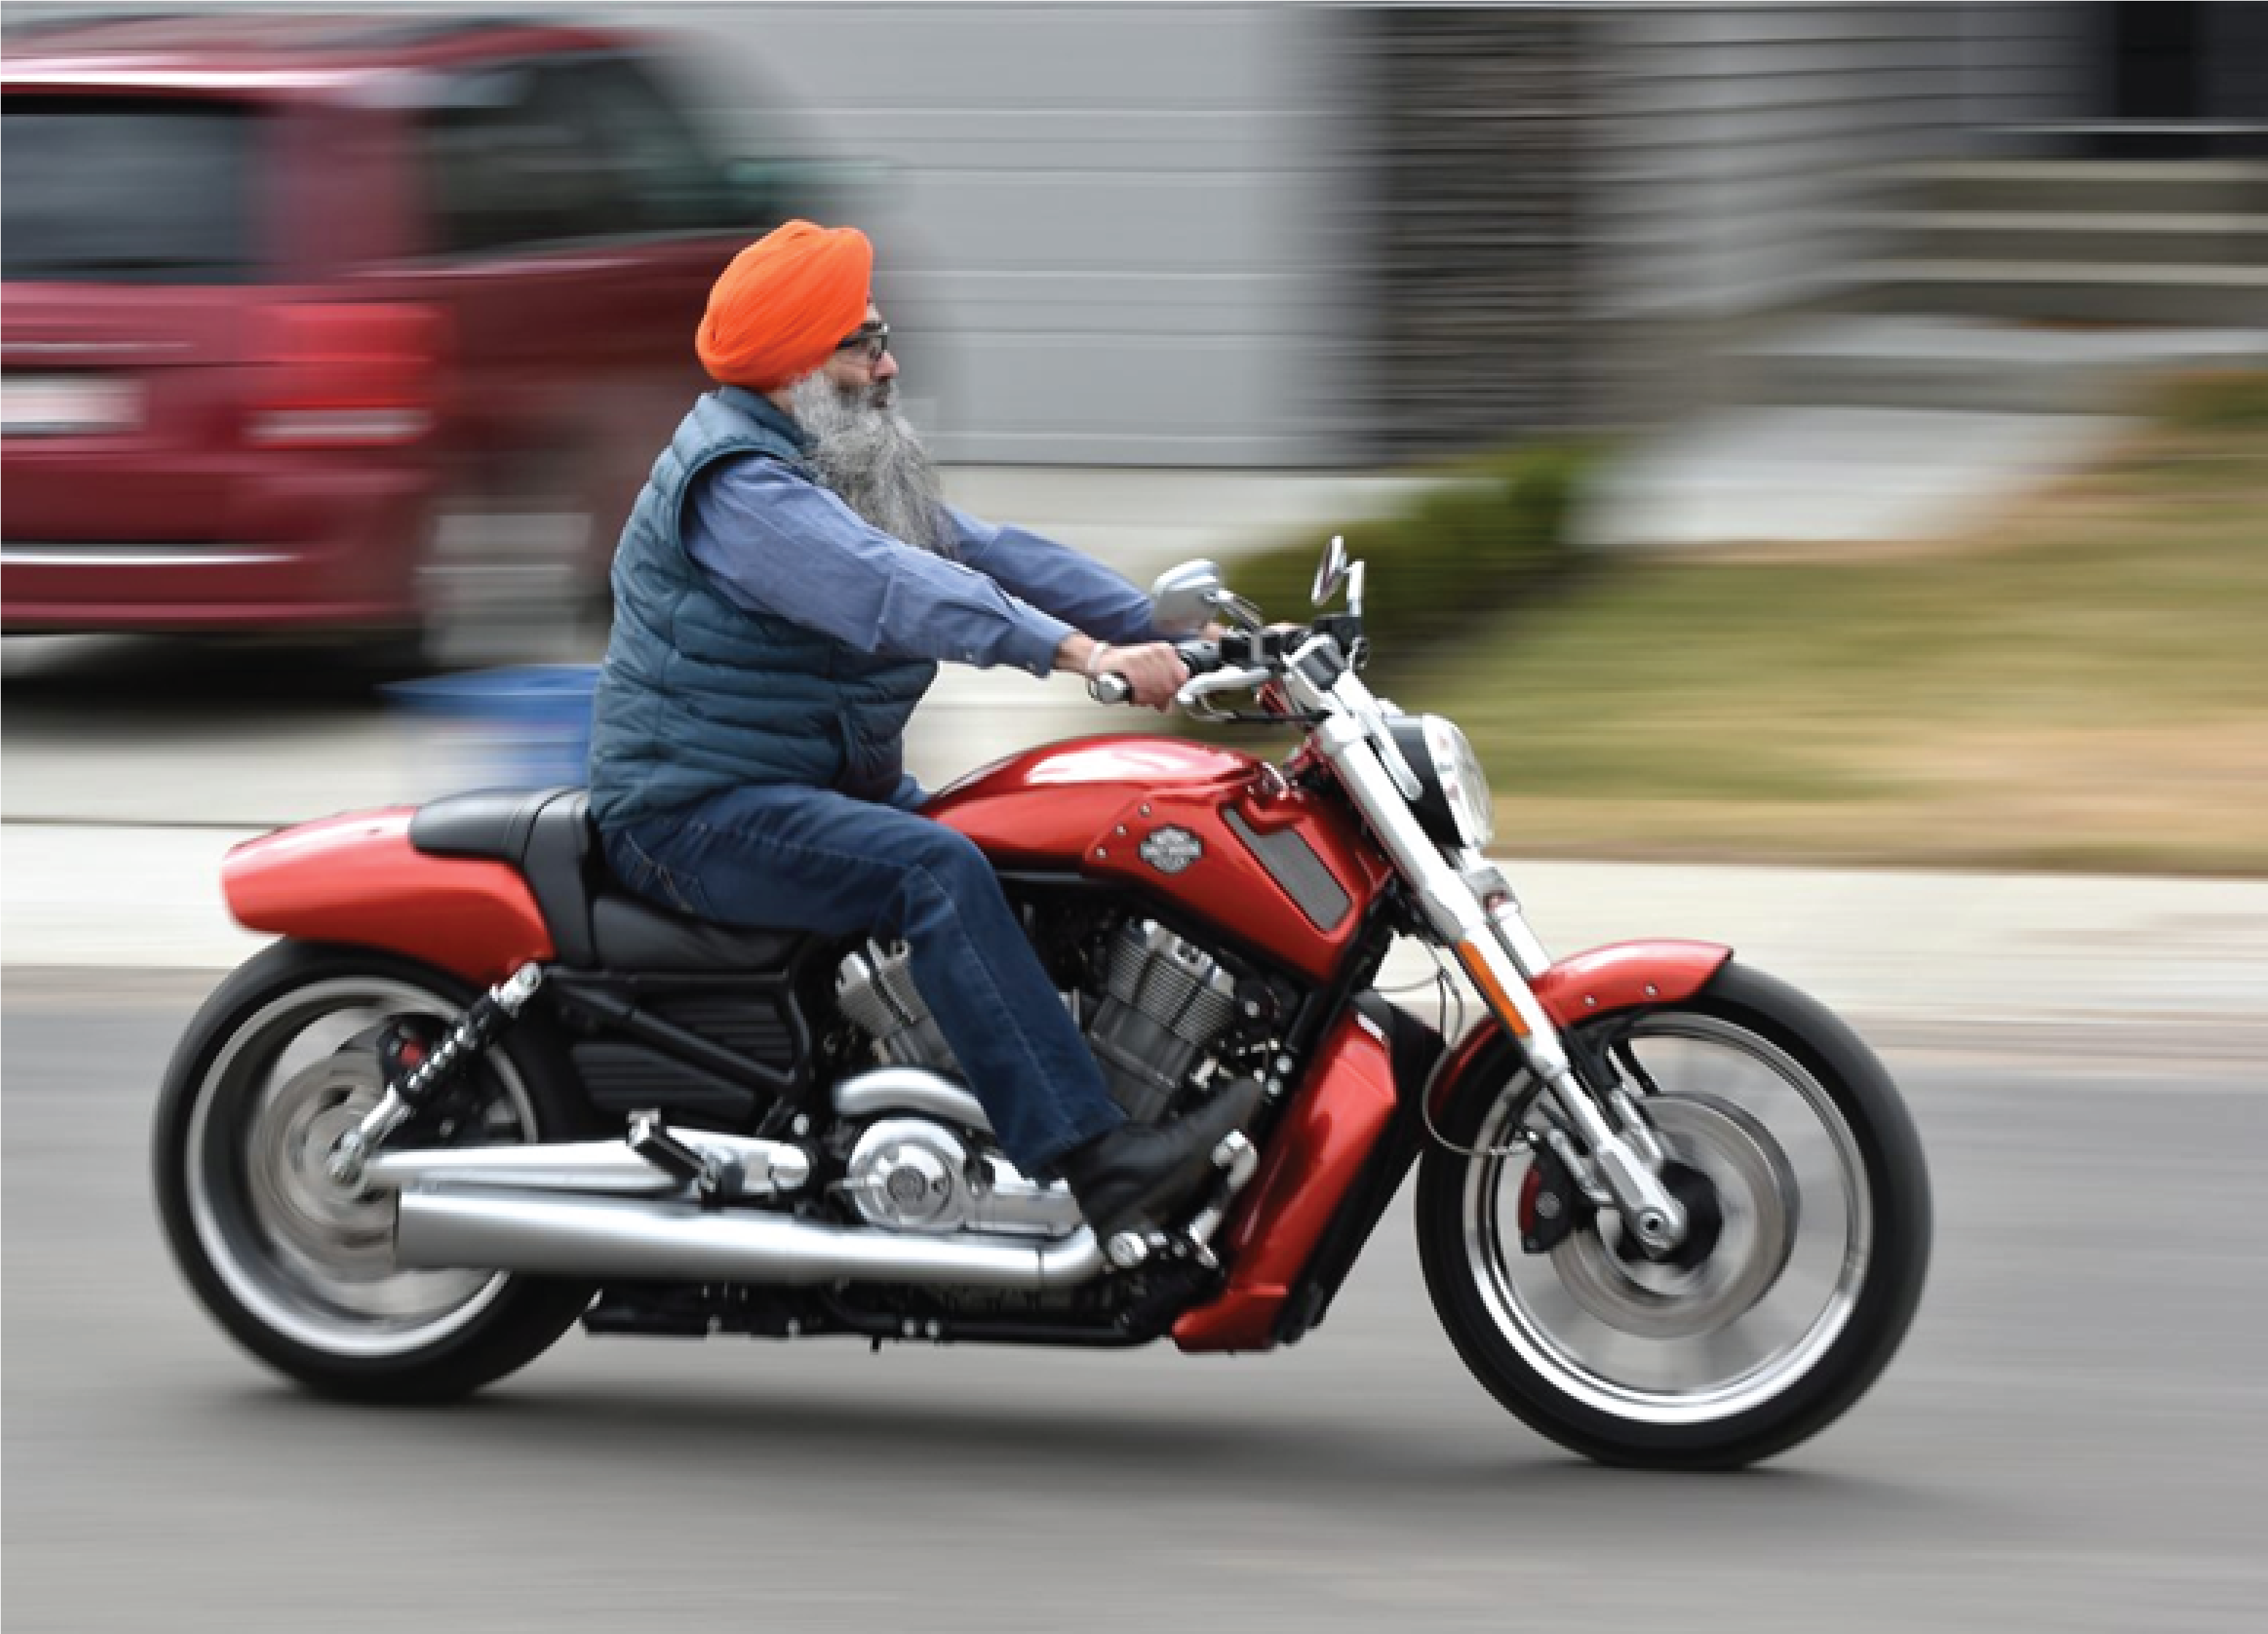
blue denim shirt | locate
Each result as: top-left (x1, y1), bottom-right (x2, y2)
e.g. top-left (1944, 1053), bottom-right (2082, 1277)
top-left (684, 456), bottom-right (1160, 677)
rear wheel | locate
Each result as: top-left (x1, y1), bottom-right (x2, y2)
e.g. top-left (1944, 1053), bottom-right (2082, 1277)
top-left (153, 941), bottom-right (597, 1401)
top-left (1417, 962), bottom-right (1930, 1468)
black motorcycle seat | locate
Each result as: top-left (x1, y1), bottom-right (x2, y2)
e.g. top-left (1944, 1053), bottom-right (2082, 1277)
top-left (589, 893), bottom-right (803, 973)
top-left (407, 786), bottom-right (563, 864)
top-left (409, 787), bottom-right (804, 973)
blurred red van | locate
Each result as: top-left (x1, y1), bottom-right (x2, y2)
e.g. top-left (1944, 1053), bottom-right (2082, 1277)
top-left (2, 13), bottom-right (785, 664)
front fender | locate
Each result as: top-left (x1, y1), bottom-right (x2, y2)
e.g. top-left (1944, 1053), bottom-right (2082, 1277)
top-left (1428, 939), bottom-right (1733, 1113)
top-left (223, 808), bottom-right (554, 984)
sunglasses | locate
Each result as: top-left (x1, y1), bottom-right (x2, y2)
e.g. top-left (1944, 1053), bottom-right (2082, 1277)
top-left (835, 322), bottom-right (890, 365)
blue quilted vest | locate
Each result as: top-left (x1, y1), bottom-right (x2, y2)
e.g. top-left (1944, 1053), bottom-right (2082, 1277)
top-left (587, 387), bottom-right (938, 829)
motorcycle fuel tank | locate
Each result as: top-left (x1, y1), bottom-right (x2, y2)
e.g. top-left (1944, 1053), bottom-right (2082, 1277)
top-left (927, 734), bottom-right (1390, 983)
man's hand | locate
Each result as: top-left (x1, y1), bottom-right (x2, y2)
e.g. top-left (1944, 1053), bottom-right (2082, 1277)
top-left (1056, 635), bottom-right (1189, 711)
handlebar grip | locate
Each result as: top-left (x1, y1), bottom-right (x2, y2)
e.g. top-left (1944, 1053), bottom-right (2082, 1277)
top-left (1175, 638), bottom-right (1223, 675)
top-left (1087, 672), bottom-right (1133, 706)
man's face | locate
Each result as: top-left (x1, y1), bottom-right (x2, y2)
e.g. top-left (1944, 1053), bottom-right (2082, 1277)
top-left (785, 307), bottom-right (944, 554)
top-left (822, 305), bottom-right (898, 407)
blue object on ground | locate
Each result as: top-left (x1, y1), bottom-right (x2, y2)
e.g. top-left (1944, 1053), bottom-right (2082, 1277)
top-left (385, 664), bottom-right (599, 791)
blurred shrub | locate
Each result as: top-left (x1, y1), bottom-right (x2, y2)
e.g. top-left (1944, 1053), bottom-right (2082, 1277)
top-left (1223, 443), bottom-right (1593, 656)
top-left (2154, 371), bottom-right (2268, 430)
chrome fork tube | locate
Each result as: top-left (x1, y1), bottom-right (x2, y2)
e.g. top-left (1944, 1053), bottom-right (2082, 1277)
top-left (1452, 851), bottom-right (1668, 1169)
top-left (1455, 849), bottom-right (1554, 981)
top-left (1306, 709), bottom-right (1688, 1253)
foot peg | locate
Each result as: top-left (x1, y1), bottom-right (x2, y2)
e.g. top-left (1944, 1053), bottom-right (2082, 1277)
top-left (1107, 1132), bottom-right (1260, 1274)
top-left (627, 1111), bottom-right (811, 1205)
top-left (1181, 1133), bottom-right (1259, 1270)
top-left (1213, 1131), bottom-right (1257, 1180)
top-left (630, 1110), bottom-right (724, 1202)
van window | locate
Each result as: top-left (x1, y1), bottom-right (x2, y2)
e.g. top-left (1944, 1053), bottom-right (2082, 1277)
top-left (418, 54), bottom-right (737, 256)
top-left (554, 55), bottom-right (738, 236)
top-left (2, 97), bottom-right (257, 283)
top-left (421, 64), bottom-right (588, 256)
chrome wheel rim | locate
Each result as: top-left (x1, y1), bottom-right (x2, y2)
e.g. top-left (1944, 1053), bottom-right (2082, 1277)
top-left (184, 977), bottom-right (534, 1358)
top-left (1461, 1013), bottom-right (1872, 1425)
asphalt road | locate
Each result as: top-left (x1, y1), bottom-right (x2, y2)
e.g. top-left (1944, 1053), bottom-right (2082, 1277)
top-left (6, 974), bottom-right (2264, 1633)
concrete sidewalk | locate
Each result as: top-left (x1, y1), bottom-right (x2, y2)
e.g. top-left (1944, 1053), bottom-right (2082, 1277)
top-left (8, 820), bottom-right (2263, 1048)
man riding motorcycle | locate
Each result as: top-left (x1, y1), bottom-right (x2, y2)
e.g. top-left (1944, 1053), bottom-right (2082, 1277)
top-left (589, 220), bottom-right (1255, 1247)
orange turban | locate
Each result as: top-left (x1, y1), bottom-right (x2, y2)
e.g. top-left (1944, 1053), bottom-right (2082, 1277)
top-left (695, 220), bottom-right (873, 391)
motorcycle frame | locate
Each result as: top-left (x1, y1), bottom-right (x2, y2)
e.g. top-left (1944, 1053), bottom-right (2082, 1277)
top-left (218, 664), bottom-right (1734, 1354)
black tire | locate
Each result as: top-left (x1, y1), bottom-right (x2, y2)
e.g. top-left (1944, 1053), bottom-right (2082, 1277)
top-left (153, 941), bottom-right (599, 1403)
top-left (1417, 961), bottom-right (1931, 1469)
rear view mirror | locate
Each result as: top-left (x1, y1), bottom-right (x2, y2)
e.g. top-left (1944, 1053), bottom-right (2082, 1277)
top-left (1150, 559), bottom-right (1224, 636)
top-left (1311, 534), bottom-right (1349, 607)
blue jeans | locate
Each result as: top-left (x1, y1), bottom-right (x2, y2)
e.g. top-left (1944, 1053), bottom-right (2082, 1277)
top-left (602, 783), bottom-right (1125, 1174)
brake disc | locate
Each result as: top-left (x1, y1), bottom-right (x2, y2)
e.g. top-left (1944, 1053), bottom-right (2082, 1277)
top-left (1549, 1092), bottom-right (1801, 1340)
top-left (245, 1049), bottom-right (399, 1280)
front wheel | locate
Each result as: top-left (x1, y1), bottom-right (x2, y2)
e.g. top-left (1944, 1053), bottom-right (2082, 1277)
top-left (153, 942), bottom-right (598, 1402)
top-left (1417, 962), bottom-right (1930, 1469)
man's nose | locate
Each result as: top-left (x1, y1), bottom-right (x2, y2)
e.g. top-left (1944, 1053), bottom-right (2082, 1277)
top-left (875, 349), bottom-right (900, 383)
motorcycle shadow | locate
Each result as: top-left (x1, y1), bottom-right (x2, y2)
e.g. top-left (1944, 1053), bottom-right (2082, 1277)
top-left (223, 1373), bottom-right (1952, 1522)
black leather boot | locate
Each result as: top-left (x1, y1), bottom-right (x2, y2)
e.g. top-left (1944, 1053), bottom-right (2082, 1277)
top-left (1056, 1079), bottom-right (1263, 1245)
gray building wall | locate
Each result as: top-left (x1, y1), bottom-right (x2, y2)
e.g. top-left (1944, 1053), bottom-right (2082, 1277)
top-left (1952, 3), bottom-right (2092, 138)
top-left (654, 3), bottom-right (1373, 467)
top-left (15, 1), bottom-right (2108, 462)
top-left (682, 1), bottom-right (2108, 456)
top-left (1587, 4), bottom-right (2091, 327)
top-left (1579, 4), bottom-right (2088, 417)
top-left (1361, 8), bottom-right (1597, 457)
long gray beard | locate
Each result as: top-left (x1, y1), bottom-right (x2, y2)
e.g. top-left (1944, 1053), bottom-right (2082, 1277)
top-left (785, 372), bottom-right (950, 557)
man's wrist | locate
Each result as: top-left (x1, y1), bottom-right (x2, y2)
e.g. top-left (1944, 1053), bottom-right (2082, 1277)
top-left (1054, 632), bottom-right (1100, 675)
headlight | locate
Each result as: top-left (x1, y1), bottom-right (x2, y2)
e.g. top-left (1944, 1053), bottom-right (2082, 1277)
top-left (1385, 714), bottom-right (1495, 850)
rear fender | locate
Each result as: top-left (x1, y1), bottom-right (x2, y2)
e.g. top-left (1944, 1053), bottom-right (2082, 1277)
top-left (1428, 938), bottom-right (1733, 1115)
top-left (223, 808), bottom-right (553, 984)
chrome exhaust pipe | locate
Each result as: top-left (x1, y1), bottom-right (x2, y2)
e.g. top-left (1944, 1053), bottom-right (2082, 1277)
top-left (395, 1187), bottom-right (1106, 1291)
top-left (363, 1133), bottom-right (811, 1200)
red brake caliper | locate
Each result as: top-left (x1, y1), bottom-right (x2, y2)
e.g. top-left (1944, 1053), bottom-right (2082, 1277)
top-left (1517, 1144), bottom-right (1584, 1254)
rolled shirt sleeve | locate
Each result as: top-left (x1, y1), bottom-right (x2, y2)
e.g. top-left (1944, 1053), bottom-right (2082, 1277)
top-left (684, 456), bottom-right (1073, 677)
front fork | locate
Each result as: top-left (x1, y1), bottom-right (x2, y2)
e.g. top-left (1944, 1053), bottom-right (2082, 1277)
top-left (1308, 707), bottom-right (1687, 1254)
top-left (1449, 858), bottom-right (1685, 1253)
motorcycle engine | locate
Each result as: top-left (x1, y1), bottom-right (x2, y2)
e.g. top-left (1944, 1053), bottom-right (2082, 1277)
top-left (839, 1116), bottom-right (1083, 1238)
top-left (1085, 918), bottom-right (1240, 1121)
top-left (841, 1118), bottom-right (976, 1233)
top-left (834, 944), bottom-right (959, 1071)
top-left (834, 917), bottom-right (1241, 1124)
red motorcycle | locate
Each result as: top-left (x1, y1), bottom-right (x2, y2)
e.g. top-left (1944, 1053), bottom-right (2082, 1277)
top-left (153, 541), bottom-right (1930, 1469)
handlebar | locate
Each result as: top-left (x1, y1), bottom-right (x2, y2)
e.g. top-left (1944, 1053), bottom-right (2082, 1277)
top-left (1084, 638), bottom-right (1222, 707)
top-left (1082, 623), bottom-right (1343, 713)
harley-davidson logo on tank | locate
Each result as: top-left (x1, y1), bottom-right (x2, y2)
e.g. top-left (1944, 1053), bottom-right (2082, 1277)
top-left (1139, 826), bottom-right (1204, 875)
